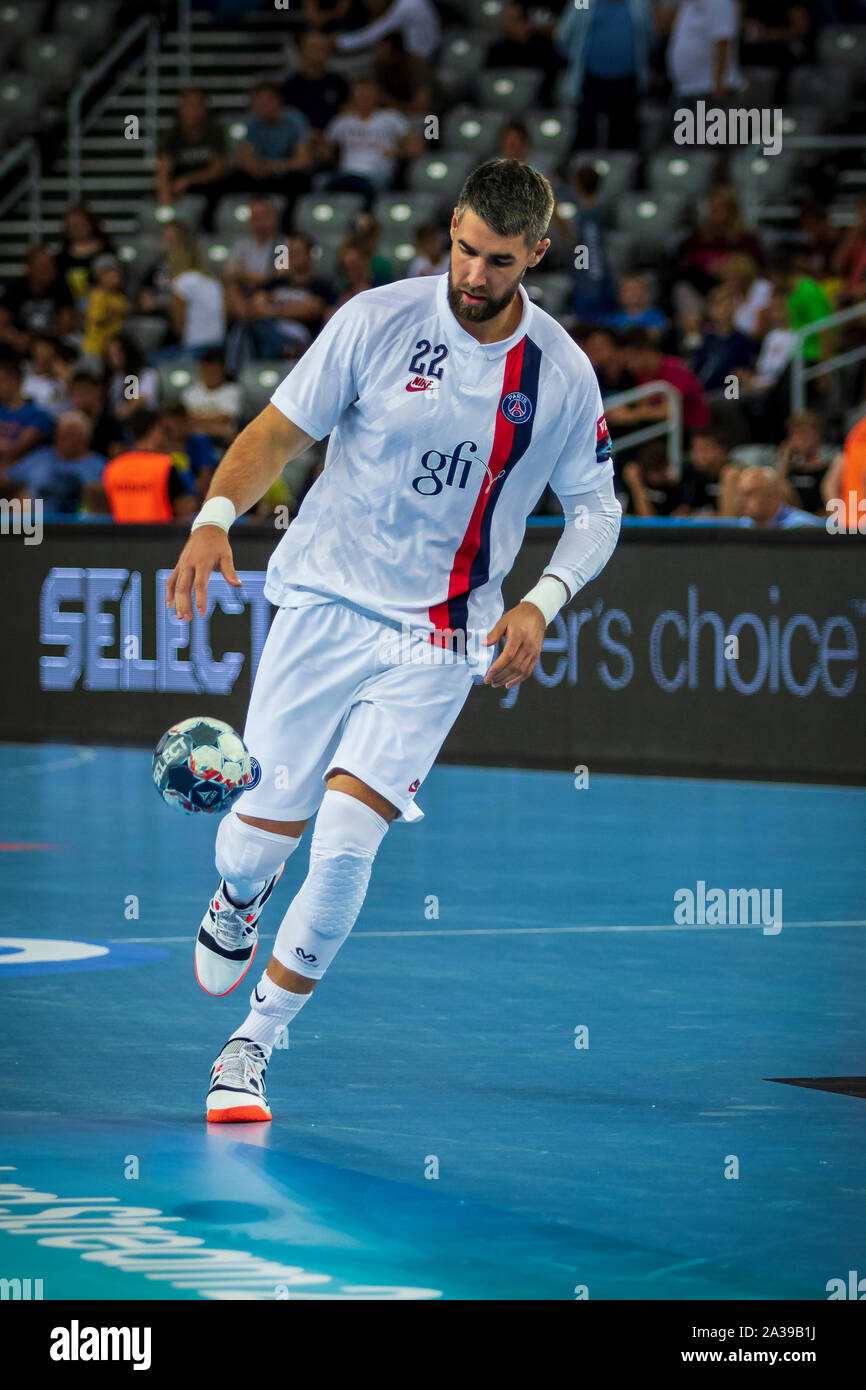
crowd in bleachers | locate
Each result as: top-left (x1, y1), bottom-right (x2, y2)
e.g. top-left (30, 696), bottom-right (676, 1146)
top-left (1, 0), bottom-right (866, 529)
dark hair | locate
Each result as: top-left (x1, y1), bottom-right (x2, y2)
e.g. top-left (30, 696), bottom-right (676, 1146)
top-left (572, 321), bottom-right (616, 344)
top-left (620, 326), bottom-right (657, 352)
top-left (107, 332), bottom-right (144, 374)
top-left (252, 80), bottom-right (282, 99)
top-left (501, 119), bottom-right (529, 141)
top-left (199, 347), bottom-right (225, 365)
top-left (574, 164), bottom-right (602, 196)
top-left (130, 408), bottom-right (161, 441)
top-left (71, 368), bottom-right (104, 387)
top-left (0, 350), bottom-right (22, 378)
top-left (455, 158), bottom-right (554, 250)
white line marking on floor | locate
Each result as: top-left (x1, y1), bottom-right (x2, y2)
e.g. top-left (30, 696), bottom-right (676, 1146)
top-left (8, 748), bottom-right (97, 775)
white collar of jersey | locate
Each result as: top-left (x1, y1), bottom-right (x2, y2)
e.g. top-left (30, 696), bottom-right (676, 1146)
top-left (436, 271), bottom-right (532, 357)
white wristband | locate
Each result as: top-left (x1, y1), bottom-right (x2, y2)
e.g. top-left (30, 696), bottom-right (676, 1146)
top-left (191, 496), bottom-right (237, 533)
top-left (522, 575), bottom-right (569, 626)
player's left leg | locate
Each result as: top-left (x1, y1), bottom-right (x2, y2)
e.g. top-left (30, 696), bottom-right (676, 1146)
top-left (206, 774), bottom-right (397, 1123)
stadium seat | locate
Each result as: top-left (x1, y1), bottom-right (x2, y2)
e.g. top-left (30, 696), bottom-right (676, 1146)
top-left (0, 75), bottom-right (41, 133)
top-left (738, 67), bottom-right (778, 108)
top-left (291, 192), bottom-right (365, 245)
top-left (478, 69), bottom-right (541, 116)
top-left (22, 39), bottom-right (82, 91)
top-left (123, 315), bottom-right (168, 357)
top-left (0, 2), bottom-right (46, 42)
top-left (200, 237), bottom-right (232, 273)
top-left (648, 150), bottom-right (715, 199)
top-left (377, 231), bottom-right (417, 277)
top-left (730, 149), bottom-right (799, 203)
top-left (525, 273), bottom-right (572, 316)
top-left (441, 107), bottom-right (503, 158)
top-left (525, 112), bottom-right (574, 163)
top-left (136, 195), bottom-right (207, 234)
top-left (408, 152), bottom-right (477, 204)
top-left (436, 33), bottom-right (490, 92)
top-left (788, 65), bottom-right (853, 117)
top-left (462, 0), bottom-right (506, 33)
top-left (56, 1), bottom-right (119, 48)
top-left (373, 193), bottom-right (442, 232)
top-left (570, 151), bottom-right (639, 200)
top-left (817, 24), bottom-right (866, 69)
top-left (116, 236), bottom-right (161, 287)
top-left (615, 193), bottom-right (688, 251)
top-left (240, 362), bottom-right (289, 418)
top-left (157, 360), bottom-right (200, 405)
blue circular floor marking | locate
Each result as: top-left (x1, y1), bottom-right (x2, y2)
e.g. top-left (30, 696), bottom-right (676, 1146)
top-left (0, 937), bottom-right (168, 976)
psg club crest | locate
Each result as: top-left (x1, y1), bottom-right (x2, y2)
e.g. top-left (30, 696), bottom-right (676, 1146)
top-left (247, 756), bottom-right (262, 789)
top-left (500, 390), bottom-right (533, 424)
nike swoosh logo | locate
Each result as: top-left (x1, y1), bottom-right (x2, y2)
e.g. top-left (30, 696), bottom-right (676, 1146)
top-left (254, 986), bottom-right (266, 1002)
top-left (406, 382), bottom-right (433, 392)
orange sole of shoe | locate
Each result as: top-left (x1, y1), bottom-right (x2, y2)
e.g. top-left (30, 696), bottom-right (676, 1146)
top-left (206, 1107), bottom-right (272, 1123)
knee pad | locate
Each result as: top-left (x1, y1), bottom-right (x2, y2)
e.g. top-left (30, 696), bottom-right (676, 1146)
top-left (215, 811), bottom-right (300, 896)
top-left (272, 791), bottom-right (388, 979)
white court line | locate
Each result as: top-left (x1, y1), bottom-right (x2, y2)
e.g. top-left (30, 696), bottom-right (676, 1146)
top-left (8, 748), bottom-right (97, 775)
top-left (107, 919), bottom-right (866, 943)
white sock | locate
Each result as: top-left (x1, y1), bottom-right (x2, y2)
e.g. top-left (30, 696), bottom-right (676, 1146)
top-left (230, 970), bottom-right (313, 1061)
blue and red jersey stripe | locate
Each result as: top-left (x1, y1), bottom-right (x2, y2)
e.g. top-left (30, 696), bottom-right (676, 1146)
top-left (429, 336), bottom-right (541, 645)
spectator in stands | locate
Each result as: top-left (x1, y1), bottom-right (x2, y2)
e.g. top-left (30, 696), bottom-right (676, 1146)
top-left (555, 163), bottom-right (618, 321)
top-left (554, 0), bottom-right (653, 150)
top-left (603, 273), bottom-right (666, 336)
top-left (798, 200), bottom-right (842, 284)
top-left (148, 228), bottom-right (225, 360)
top-left (679, 428), bottom-right (733, 515)
top-left (328, 232), bottom-right (382, 315)
top-left (735, 466), bottom-right (823, 527)
top-left (3, 411), bottom-right (105, 515)
top-left (776, 409), bottom-right (836, 514)
top-left (101, 409), bottom-right (196, 522)
top-left (767, 245), bottom-right (832, 365)
top-left (299, 0), bottom-right (363, 32)
top-left (618, 327), bottom-right (711, 432)
top-left (80, 256), bottom-right (129, 362)
top-left (0, 353), bottom-right (54, 467)
top-left (161, 402), bottom-right (218, 498)
top-left (690, 285), bottom-right (758, 391)
top-left (487, 3), bottom-right (562, 107)
top-left (373, 32), bottom-right (431, 114)
top-left (242, 232), bottom-right (338, 361)
top-left (717, 252), bottom-right (772, 337)
top-left (181, 350), bottom-right (242, 447)
top-left (69, 369), bottom-right (126, 458)
top-left (347, 211), bottom-right (393, 283)
top-left (55, 205), bottom-right (113, 303)
top-left (22, 336), bottom-right (74, 419)
top-left (832, 194), bottom-right (866, 308)
top-left (0, 247), bottom-right (77, 351)
top-left (223, 197), bottom-right (282, 316)
top-left (408, 223), bottom-right (449, 277)
top-left (673, 189), bottom-right (765, 336)
top-left (576, 324), bottom-right (636, 399)
top-left (498, 120), bottom-right (531, 164)
top-left (738, 290), bottom-right (796, 391)
top-left (622, 442), bottom-right (685, 516)
top-left (335, 0), bottom-right (441, 63)
top-left (822, 412), bottom-right (866, 529)
top-left (321, 77), bottom-right (420, 202)
top-left (155, 88), bottom-right (228, 233)
top-left (664, 0), bottom-right (742, 110)
top-left (234, 81), bottom-right (312, 219)
top-left (104, 334), bottom-right (160, 421)
top-left (740, 0), bottom-right (809, 101)
top-left (285, 29), bottom-right (349, 164)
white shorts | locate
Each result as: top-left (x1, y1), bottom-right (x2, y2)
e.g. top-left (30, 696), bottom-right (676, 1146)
top-left (233, 595), bottom-right (476, 824)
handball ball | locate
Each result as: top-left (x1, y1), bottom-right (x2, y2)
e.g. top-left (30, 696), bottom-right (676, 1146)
top-left (152, 716), bottom-right (260, 814)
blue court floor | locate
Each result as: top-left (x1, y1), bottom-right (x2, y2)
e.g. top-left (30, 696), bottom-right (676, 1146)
top-left (0, 743), bottom-right (863, 1300)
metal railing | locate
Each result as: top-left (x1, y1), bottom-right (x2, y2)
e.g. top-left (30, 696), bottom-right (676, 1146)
top-left (604, 380), bottom-right (684, 478)
top-left (0, 139), bottom-right (42, 240)
top-left (790, 302), bottom-right (866, 413)
top-left (67, 15), bottom-right (159, 202)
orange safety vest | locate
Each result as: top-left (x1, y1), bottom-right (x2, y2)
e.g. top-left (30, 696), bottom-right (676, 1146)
top-left (841, 416), bottom-right (866, 530)
top-left (103, 450), bottom-right (174, 523)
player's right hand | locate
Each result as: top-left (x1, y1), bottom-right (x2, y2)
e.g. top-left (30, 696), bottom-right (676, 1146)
top-left (166, 525), bottom-right (241, 622)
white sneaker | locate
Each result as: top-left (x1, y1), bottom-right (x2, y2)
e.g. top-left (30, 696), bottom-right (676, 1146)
top-left (206, 1038), bottom-right (271, 1123)
top-left (194, 869), bottom-right (283, 997)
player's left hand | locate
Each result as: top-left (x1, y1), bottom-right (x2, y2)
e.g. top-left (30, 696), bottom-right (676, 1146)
top-left (483, 602), bottom-right (546, 689)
